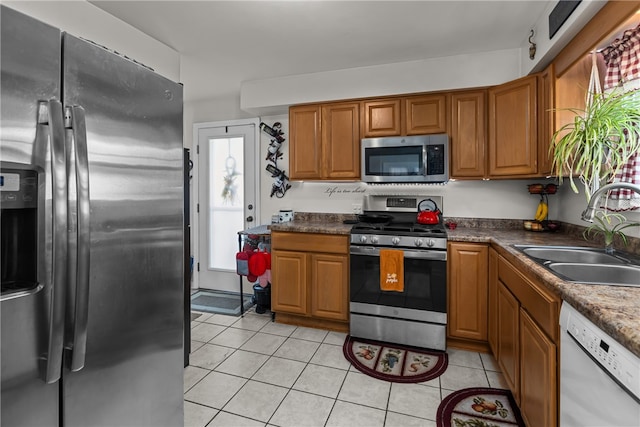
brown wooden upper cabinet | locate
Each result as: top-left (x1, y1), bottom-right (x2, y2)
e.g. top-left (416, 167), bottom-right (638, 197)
top-left (289, 102), bottom-right (360, 180)
top-left (289, 104), bottom-right (321, 179)
top-left (537, 65), bottom-right (555, 177)
top-left (449, 90), bottom-right (487, 178)
top-left (361, 99), bottom-right (401, 137)
top-left (488, 75), bottom-right (538, 177)
top-left (404, 94), bottom-right (447, 135)
top-left (361, 94), bottom-right (447, 138)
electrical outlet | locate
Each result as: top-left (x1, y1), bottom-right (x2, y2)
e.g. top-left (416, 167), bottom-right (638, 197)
top-left (352, 203), bottom-right (362, 214)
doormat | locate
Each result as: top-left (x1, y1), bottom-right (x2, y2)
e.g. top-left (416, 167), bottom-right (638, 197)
top-left (342, 335), bottom-right (448, 383)
top-left (190, 290), bottom-right (253, 316)
top-left (436, 387), bottom-right (525, 427)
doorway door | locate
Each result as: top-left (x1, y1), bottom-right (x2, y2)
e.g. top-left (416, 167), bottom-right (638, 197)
top-left (195, 119), bottom-right (259, 293)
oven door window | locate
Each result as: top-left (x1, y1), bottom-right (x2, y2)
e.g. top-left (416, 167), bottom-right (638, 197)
top-left (364, 145), bottom-right (424, 176)
top-left (350, 251), bottom-right (446, 312)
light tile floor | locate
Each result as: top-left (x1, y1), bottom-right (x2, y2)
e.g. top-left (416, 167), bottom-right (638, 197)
top-left (185, 307), bottom-right (510, 427)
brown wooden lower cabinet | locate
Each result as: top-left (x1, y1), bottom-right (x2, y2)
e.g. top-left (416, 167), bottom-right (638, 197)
top-left (271, 231), bottom-right (349, 331)
top-left (497, 280), bottom-right (520, 401)
top-left (493, 250), bottom-right (560, 427)
top-left (487, 247), bottom-right (499, 355)
top-left (519, 308), bottom-right (557, 427)
top-left (271, 249), bottom-right (308, 315)
top-left (447, 242), bottom-right (489, 351)
top-left (310, 253), bottom-right (349, 321)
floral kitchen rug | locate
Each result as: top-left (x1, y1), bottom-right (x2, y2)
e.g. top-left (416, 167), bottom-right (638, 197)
top-left (342, 335), bottom-right (448, 383)
top-left (436, 387), bottom-right (525, 427)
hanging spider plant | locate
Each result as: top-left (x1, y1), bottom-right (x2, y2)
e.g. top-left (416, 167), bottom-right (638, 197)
top-left (550, 88), bottom-right (640, 200)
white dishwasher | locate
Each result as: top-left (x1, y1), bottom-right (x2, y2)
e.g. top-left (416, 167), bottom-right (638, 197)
top-left (560, 302), bottom-right (640, 427)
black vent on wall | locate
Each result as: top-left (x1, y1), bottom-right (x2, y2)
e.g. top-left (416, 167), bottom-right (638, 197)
top-left (549, 0), bottom-right (582, 39)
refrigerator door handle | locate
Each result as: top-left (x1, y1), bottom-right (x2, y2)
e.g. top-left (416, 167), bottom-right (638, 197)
top-left (67, 105), bottom-right (90, 372)
top-left (44, 99), bottom-right (68, 384)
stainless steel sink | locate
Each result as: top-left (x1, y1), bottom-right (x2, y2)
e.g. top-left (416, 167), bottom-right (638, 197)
top-left (547, 263), bottom-right (640, 287)
top-left (518, 246), bottom-right (625, 264)
top-left (513, 245), bottom-right (640, 287)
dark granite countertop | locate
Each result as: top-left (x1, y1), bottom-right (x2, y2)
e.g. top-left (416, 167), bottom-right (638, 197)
top-left (269, 213), bottom-right (640, 357)
top-left (268, 212), bottom-right (356, 235)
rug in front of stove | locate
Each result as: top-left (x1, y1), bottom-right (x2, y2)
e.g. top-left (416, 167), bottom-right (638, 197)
top-left (342, 335), bottom-right (448, 383)
top-left (436, 387), bottom-right (525, 427)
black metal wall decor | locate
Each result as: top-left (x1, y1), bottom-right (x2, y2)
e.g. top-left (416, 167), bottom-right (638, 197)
top-left (260, 122), bottom-right (291, 198)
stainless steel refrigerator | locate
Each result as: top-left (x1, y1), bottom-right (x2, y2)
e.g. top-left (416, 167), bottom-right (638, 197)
top-left (1, 6), bottom-right (184, 426)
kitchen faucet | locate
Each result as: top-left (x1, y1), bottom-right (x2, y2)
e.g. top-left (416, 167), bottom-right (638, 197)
top-left (581, 183), bottom-right (640, 221)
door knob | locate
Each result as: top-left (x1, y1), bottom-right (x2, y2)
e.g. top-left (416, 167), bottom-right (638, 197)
top-left (246, 216), bottom-right (254, 222)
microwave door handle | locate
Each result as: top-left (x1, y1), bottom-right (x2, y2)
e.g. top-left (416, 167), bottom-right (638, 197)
top-left (66, 106), bottom-right (90, 372)
top-left (422, 145), bottom-right (428, 177)
top-left (43, 99), bottom-right (68, 384)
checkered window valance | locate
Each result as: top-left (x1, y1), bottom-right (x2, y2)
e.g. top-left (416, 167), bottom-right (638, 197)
top-left (600, 23), bottom-right (640, 211)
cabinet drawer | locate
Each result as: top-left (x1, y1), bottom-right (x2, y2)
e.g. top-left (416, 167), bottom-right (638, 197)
top-left (498, 256), bottom-right (560, 342)
top-left (272, 232), bottom-right (348, 254)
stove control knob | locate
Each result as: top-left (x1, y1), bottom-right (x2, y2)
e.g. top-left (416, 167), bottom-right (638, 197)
top-left (427, 239), bottom-right (435, 247)
top-left (371, 236), bottom-right (379, 244)
top-left (359, 235), bottom-right (368, 244)
top-left (391, 237), bottom-right (400, 246)
top-left (414, 239), bottom-right (423, 247)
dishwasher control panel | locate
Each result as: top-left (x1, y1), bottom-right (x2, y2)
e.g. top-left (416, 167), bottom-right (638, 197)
top-left (565, 307), bottom-right (640, 401)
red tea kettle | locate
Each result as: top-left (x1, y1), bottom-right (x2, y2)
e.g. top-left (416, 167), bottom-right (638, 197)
top-left (417, 198), bottom-right (441, 225)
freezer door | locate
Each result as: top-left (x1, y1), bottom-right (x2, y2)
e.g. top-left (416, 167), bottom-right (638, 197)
top-left (61, 34), bottom-right (184, 427)
top-left (1, 6), bottom-right (62, 427)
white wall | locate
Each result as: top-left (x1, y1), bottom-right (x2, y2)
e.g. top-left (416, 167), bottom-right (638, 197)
top-left (204, 47), bottom-right (556, 228)
top-left (3, 1), bottom-right (180, 82)
top-left (257, 114), bottom-right (559, 224)
top-left (183, 95), bottom-right (253, 149)
top-left (14, 1), bottom-right (634, 238)
top-left (242, 49), bottom-right (523, 117)
top-left (256, 114), bottom-right (638, 240)
top-left (556, 183), bottom-right (640, 240)
top-left (519, 1), bottom-right (606, 74)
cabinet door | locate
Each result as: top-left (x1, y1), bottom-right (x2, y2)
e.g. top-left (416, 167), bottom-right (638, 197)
top-left (497, 281), bottom-right (520, 402)
top-left (488, 75), bottom-right (538, 177)
top-left (289, 105), bottom-right (321, 179)
top-left (520, 309), bottom-right (557, 427)
top-left (310, 253), bottom-right (349, 321)
top-left (450, 91), bottom-right (486, 178)
top-left (487, 248), bottom-right (499, 356)
top-left (404, 94), bottom-right (447, 135)
top-left (362, 99), bottom-right (401, 137)
top-left (447, 242), bottom-right (488, 341)
top-left (271, 249), bottom-right (308, 315)
top-left (537, 65), bottom-right (554, 176)
top-left (321, 102), bottom-right (360, 179)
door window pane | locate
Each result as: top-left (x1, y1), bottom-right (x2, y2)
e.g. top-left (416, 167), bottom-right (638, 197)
top-left (208, 137), bottom-right (244, 270)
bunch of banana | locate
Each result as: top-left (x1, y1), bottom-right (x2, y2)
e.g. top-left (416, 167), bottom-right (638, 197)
top-left (535, 200), bottom-right (548, 222)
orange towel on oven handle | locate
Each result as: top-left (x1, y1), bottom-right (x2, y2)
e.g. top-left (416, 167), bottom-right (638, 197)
top-left (379, 249), bottom-right (404, 292)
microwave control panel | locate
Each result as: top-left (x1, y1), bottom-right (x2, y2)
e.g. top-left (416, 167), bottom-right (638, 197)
top-left (426, 144), bottom-right (446, 175)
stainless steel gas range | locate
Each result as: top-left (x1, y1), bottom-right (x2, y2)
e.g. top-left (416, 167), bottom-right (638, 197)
top-left (349, 194), bottom-right (447, 351)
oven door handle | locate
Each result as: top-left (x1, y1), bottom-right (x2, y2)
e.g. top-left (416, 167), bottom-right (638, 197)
top-left (350, 245), bottom-right (446, 261)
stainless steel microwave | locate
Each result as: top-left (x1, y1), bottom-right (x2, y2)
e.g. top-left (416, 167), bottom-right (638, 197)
top-left (361, 134), bottom-right (449, 183)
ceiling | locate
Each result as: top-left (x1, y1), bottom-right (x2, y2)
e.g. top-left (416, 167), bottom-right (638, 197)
top-left (90, 1), bottom-right (553, 103)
